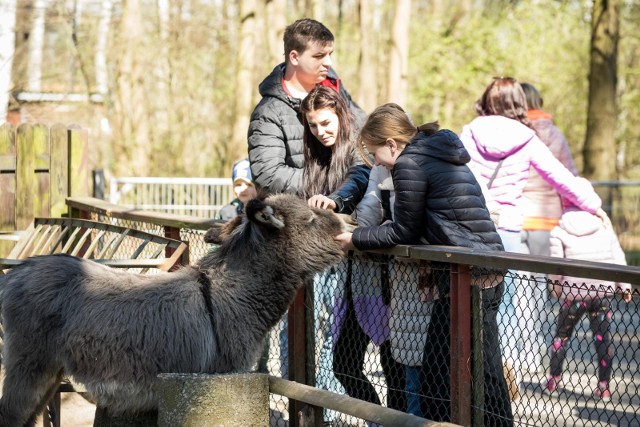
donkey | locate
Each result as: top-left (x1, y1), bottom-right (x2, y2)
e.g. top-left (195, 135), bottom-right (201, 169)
top-left (0, 194), bottom-right (346, 427)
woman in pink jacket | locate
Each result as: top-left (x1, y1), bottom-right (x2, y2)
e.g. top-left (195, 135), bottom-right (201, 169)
top-left (546, 177), bottom-right (632, 400)
top-left (459, 77), bottom-right (607, 395)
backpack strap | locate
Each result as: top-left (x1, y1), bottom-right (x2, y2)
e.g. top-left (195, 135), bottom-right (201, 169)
top-left (488, 159), bottom-right (505, 189)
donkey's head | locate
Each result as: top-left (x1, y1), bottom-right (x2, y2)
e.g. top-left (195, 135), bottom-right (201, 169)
top-left (202, 194), bottom-right (346, 275)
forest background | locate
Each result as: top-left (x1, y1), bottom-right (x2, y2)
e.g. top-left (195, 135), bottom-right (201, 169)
top-left (0, 0), bottom-right (638, 185)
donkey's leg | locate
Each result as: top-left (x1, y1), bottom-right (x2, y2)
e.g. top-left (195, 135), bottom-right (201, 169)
top-left (0, 354), bottom-right (62, 427)
top-left (23, 369), bottom-right (64, 427)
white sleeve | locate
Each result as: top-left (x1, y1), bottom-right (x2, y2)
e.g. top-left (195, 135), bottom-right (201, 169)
top-left (353, 165), bottom-right (385, 227)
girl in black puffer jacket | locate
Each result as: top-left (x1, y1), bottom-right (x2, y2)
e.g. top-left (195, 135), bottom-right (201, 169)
top-left (336, 103), bottom-right (513, 427)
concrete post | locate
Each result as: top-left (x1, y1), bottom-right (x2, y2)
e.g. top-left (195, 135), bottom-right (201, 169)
top-left (157, 373), bottom-right (269, 427)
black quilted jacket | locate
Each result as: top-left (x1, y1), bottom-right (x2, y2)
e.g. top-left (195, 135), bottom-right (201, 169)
top-left (353, 129), bottom-right (504, 252)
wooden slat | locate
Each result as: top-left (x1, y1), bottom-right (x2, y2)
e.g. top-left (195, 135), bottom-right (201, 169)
top-left (67, 127), bottom-right (90, 197)
top-left (0, 154), bottom-right (15, 171)
top-left (131, 241), bottom-right (150, 259)
top-left (60, 227), bottom-right (83, 253)
top-left (16, 124), bottom-right (36, 230)
top-left (96, 233), bottom-right (121, 259)
top-left (15, 224), bottom-right (44, 259)
top-left (30, 224), bottom-right (55, 256)
top-left (32, 124), bottom-right (50, 219)
top-left (0, 125), bottom-right (16, 257)
top-left (69, 228), bottom-right (93, 257)
top-left (49, 124), bottom-right (69, 218)
top-left (46, 225), bottom-right (70, 255)
top-left (82, 229), bottom-right (107, 259)
top-left (101, 229), bottom-right (130, 259)
top-left (40, 224), bottom-right (61, 254)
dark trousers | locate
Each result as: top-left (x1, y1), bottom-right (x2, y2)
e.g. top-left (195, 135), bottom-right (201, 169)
top-left (333, 293), bottom-right (406, 411)
top-left (550, 297), bottom-right (613, 382)
top-left (420, 283), bottom-right (513, 427)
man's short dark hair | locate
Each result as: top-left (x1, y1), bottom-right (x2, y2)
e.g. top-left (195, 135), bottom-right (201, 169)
top-left (283, 19), bottom-right (334, 60)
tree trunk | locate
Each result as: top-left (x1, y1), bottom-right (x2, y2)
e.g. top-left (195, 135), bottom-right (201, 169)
top-left (230, 0), bottom-right (256, 164)
top-left (0, 0), bottom-right (17, 121)
top-left (357, 0), bottom-right (375, 112)
top-left (387, 0), bottom-right (411, 105)
top-left (114, 0), bottom-right (150, 175)
top-left (583, 0), bottom-right (619, 181)
top-left (95, 0), bottom-right (112, 95)
top-left (27, 0), bottom-right (47, 92)
top-left (264, 0), bottom-right (286, 66)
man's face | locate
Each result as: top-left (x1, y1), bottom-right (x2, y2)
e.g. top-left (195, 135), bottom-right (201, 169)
top-left (290, 41), bottom-right (334, 87)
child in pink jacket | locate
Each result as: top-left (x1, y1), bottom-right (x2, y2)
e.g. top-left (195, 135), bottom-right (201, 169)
top-left (545, 178), bottom-right (632, 400)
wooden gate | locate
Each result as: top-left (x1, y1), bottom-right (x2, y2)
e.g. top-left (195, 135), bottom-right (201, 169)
top-left (0, 123), bottom-right (89, 256)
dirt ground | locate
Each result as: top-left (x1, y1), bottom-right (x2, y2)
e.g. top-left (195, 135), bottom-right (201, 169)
top-left (40, 393), bottom-right (96, 427)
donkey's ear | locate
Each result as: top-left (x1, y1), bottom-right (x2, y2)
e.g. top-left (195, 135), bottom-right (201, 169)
top-left (204, 216), bottom-right (243, 244)
top-left (246, 198), bottom-right (285, 229)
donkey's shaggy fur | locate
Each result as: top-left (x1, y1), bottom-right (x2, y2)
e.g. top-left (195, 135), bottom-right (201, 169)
top-left (0, 194), bottom-right (346, 427)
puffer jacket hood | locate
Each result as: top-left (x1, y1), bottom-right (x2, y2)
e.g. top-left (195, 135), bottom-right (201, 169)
top-left (460, 115), bottom-right (600, 232)
top-left (558, 209), bottom-right (602, 237)
top-left (257, 63), bottom-right (344, 109)
top-left (549, 209), bottom-right (630, 300)
top-left (407, 129), bottom-right (471, 165)
top-left (258, 64), bottom-right (298, 108)
top-left (465, 115), bottom-right (536, 160)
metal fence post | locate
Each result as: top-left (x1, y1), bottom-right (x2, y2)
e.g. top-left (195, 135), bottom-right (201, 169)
top-left (450, 263), bottom-right (472, 425)
top-left (288, 277), bottom-right (323, 427)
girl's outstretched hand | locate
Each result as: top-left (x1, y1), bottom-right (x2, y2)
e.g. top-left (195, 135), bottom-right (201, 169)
top-left (308, 194), bottom-right (337, 211)
top-left (335, 232), bottom-right (355, 252)
top-left (623, 290), bottom-right (632, 304)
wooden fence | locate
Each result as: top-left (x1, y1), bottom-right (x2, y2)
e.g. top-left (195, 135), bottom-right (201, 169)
top-left (0, 123), bottom-right (90, 256)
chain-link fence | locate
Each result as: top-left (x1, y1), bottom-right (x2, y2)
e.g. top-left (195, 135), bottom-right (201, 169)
top-left (68, 199), bottom-right (640, 426)
top-left (264, 251), bottom-right (639, 427)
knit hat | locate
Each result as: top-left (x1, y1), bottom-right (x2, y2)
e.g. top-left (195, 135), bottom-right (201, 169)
top-left (231, 159), bottom-right (252, 184)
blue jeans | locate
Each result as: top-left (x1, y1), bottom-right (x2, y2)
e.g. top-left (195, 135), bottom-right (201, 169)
top-left (314, 266), bottom-right (345, 422)
top-left (405, 366), bottom-right (422, 417)
top-left (278, 314), bottom-right (288, 379)
top-left (497, 229), bottom-right (533, 378)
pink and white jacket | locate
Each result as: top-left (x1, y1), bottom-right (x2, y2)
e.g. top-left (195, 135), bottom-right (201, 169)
top-left (460, 115), bottom-right (601, 232)
top-left (549, 208), bottom-right (630, 300)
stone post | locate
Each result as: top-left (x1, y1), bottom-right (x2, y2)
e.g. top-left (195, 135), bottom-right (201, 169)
top-left (157, 373), bottom-right (269, 427)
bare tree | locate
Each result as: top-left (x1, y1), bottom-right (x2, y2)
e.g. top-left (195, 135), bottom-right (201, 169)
top-left (387, 0), bottom-right (411, 104)
top-left (230, 0), bottom-right (257, 164)
top-left (113, 0), bottom-right (151, 175)
top-left (583, 0), bottom-right (619, 181)
top-left (357, 0), bottom-right (376, 111)
top-left (27, 0), bottom-right (47, 92)
top-left (264, 0), bottom-right (286, 67)
top-left (0, 0), bottom-right (17, 121)
top-left (95, 0), bottom-right (113, 95)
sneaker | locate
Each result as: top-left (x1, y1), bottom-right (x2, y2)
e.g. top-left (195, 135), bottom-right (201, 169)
top-left (544, 375), bottom-right (562, 395)
top-left (594, 381), bottom-right (611, 401)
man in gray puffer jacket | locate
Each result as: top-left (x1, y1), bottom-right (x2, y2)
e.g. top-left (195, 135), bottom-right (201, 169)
top-left (248, 18), bottom-right (367, 210)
